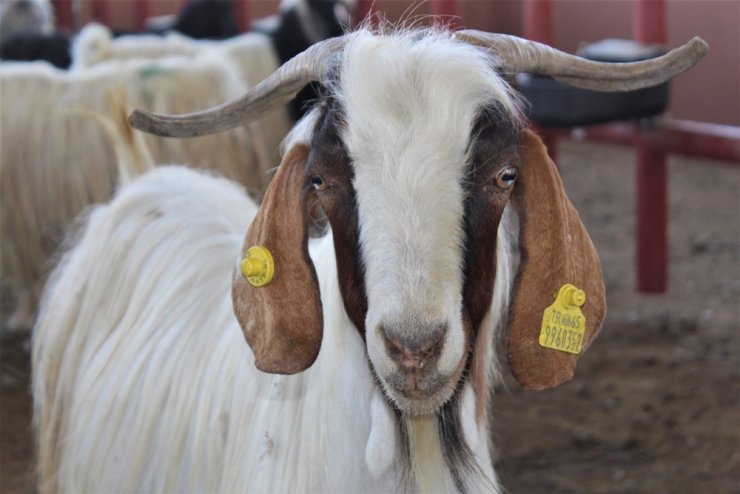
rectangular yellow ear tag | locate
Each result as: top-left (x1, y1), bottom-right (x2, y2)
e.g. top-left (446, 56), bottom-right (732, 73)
top-left (539, 284), bottom-right (587, 354)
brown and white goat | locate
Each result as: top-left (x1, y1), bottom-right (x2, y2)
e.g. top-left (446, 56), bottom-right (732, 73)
top-left (34, 27), bottom-right (706, 493)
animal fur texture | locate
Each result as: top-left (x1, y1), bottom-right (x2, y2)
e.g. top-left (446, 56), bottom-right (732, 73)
top-left (0, 50), bottom-right (279, 330)
top-left (33, 163), bottom-right (518, 493)
top-left (70, 23), bottom-right (290, 169)
top-left (0, 0), bottom-right (53, 43)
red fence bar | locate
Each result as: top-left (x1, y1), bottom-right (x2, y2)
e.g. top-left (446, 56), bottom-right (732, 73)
top-left (635, 130), bottom-right (668, 292)
top-left (357, 0), bottom-right (377, 27)
top-left (634, 0), bottom-right (667, 44)
top-left (430, 0), bottom-right (461, 29)
top-left (52, 0), bottom-right (74, 30)
top-left (523, 0), bottom-right (558, 160)
top-left (579, 120), bottom-right (740, 164)
top-left (523, 0), bottom-right (554, 44)
top-left (91, 0), bottom-right (112, 25)
top-left (633, 0), bottom-right (668, 292)
top-left (234, 0), bottom-right (251, 33)
top-left (134, 0), bottom-right (150, 31)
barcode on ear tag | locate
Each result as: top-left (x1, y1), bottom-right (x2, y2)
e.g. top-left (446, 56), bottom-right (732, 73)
top-left (539, 284), bottom-right (587, 354)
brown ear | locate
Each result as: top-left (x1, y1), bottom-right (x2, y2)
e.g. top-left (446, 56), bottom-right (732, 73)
top-left (232, 144), bottom-right (323, 374)
top-left (506, 130), bottom-right (606, 390)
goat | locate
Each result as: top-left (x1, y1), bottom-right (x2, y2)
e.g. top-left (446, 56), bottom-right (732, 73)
top-left (170, 0), bottom-right (240, 40)
top-left (0, 29), bottom-right (71, 68)
top-left (0, 0), bottom-right (352, 331)
top-left (33, 27), bottom-right (707, 493)
top-left (0, 0), bottom-right (53, 43)
top-left (0, 0), bottom-right (69, 68)
top-left (0, 50), bottom-right (269, 331)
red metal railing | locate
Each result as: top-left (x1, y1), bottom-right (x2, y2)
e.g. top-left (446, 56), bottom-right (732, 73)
top-left (521, 0), bottom-right (740, 293)
top-left (632, 0), bottom-right (669, 292)
top-left (52, 0), bottom-right (252, 32)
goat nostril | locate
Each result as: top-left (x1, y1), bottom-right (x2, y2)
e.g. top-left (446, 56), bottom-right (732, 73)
top-left (418, 331), bottom-right (444, 358)
top-left (380, 324), bottom-right (445, 372)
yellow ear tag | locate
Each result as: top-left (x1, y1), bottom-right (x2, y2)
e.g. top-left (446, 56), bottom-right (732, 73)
top-left (241, 246), bottom-right (274, 287)
top-left (539, 284), bottom-right (587, 354)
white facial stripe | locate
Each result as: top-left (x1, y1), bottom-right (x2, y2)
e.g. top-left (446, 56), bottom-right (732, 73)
top-left (340, 31), bottom-right (510, 321)
top-left (327, 29), bottom-right (523, 412)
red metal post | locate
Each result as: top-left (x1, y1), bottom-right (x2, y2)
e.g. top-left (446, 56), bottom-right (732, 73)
top-left (635, 130), bottom-right (669, 292)
top-left (523, 0), bottom-right (558, 163)
top-left (634, 0), bottom-right (667, 44)
top-left (52, 0), bottom-right (74, 30)
top-left (357, 0), bottom-right (377, 27)
top-left (91, 0), bottom-right (112, 26)
top-left (235, 0), bottom-right (251, 32)
top-left (634, 0), bottom-right (668, 292)
top-left (430, 0), bottom-right (461, 29)
top-left (134, 0), bottom-right (150, 31)
top-left (523, 0), bottom-right (554, 44)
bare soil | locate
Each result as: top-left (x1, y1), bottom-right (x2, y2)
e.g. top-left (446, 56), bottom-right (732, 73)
top-left (1, 139), bottom-right (738, 493)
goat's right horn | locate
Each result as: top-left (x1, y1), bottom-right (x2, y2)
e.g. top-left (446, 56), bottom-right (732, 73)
top-left (455, 31), bottom-right (708, 92)
top-left (129, 36), bottom-right (347, 137)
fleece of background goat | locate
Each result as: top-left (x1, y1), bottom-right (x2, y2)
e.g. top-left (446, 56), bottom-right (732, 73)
top-left (32, 164), bottom-right (400, 493)
top-left (0, 0), bottom-right (54, 43)
top-left (0, 51), bottom-right (274, 330)
top-left (72, 23), bottom-right (290, 165)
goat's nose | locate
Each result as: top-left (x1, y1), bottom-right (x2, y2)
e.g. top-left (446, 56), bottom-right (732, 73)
top-left (381, 325), bottom-right (445, 373)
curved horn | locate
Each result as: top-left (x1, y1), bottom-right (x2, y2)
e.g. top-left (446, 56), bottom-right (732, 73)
top-left (454, 31), bottom-right (708, 92)
top-left (129, 36), bottom-right (347, 137)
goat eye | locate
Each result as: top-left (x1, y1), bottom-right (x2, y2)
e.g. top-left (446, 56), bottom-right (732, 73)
top-left (495, 166), bottom-right (518, 189)
top-left (310, 175), bottom-right (327, 191)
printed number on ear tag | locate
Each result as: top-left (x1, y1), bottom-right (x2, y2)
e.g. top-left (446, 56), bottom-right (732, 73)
top-left (539, 284), bottom-right (587, 354)
top-left (241, 246), bottom-right (275, 287)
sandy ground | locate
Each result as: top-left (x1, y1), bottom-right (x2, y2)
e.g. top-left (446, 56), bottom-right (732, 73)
top-left (1, 138), bottom-right (738, 493)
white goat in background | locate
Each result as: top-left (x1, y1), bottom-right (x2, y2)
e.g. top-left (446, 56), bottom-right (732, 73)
top-left (33, 27), bottom-right (706, 493)
top-left (0, 49), bottom-right (276, 331)
top-left (1, 0), bottom-right (356, 331)
top-left (0, 0), bottom-right (53, 43)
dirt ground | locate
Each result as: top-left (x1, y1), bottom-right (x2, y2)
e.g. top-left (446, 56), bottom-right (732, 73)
top-left (1, 138), bottom-right (738, 493)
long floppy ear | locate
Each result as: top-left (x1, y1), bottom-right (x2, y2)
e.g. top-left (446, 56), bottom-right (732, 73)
top-left (232, 144), bottom-right (323, 374)
top-left (506, 130), bottom-right (606, 390)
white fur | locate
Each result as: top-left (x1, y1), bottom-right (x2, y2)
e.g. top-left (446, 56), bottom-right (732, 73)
top-left (33, 166), bottom-right (398, 493)
top-left (70, 23), bottom-right (289, 168)
top-left (0, 46), bottom-right (282, 331)
top-left (335, 29), bottom-right (521, 415)
top-left (365, 388), bottom-right (399, 477)
top-left (33, 29), bottom-right (524, 494)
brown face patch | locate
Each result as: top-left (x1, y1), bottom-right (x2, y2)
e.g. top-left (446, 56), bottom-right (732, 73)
top-left (460, 106), bottom-right (520, 419)
top-left (461, 108), bottom-right (520, 333)
top-left (307, 103), bottom-right (368, 335)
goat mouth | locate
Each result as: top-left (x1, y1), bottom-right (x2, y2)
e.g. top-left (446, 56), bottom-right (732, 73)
top-left (386, 372), bottom-right (448, 399)
top-left (380, 369), bottom-right (463, 416)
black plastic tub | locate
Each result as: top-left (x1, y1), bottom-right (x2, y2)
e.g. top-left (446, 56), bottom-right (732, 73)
top-left (517, 39), bottom-right (670, 127)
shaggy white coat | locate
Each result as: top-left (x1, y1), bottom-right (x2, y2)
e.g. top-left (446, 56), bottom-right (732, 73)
top-left (34, 28), bottom-right (524, 493)
top-left (33, 167), bottom-right (518, 493)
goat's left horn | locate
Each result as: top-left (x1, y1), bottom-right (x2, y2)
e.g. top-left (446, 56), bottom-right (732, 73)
top-left (454, 31), bottom-right (708, 92)
top-left (129, 36), bottom-right (347, 137)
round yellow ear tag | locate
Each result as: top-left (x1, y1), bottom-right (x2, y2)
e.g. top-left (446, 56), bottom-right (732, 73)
top-left (241, 246), bottom-right (274, 287)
